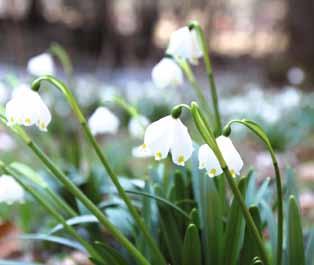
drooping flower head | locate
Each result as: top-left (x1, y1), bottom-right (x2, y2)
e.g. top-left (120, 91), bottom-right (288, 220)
top-left (88, 107), bottom-right (120, 136)
top-left (167, 26), bottom-right (203, 65)
top-left (143, 115), bottom-right (193, 166)
top-left (0, 175), bottom-right (24, 204)
top-left (5, 88), bottom-right (51, 131)
top-left (27, 53), bottom-right (55, 76)
top-left (128, 115), bottom-right (150, 139)
top-left (152, 58), bottom-right (183, 89)
top-left (198, 136), bottom-right (243, 177)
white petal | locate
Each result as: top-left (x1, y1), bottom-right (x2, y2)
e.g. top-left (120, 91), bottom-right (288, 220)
top-left (37, 100), bottom-right (52, 131)
top-left (88, 107), bottom-right (120, 136)
top-left (198, 144), bottom-right (222, 177)
top-left (128, 115), bottom-right (150, 139)
top-left (170, 118), bottom-right (193, 166)
top-left (152, 58), bottom-right (183, 89)
top-left (0, 175), bottom-right (24, 204)
top-left (216, 136), bottom-right (243, 176)
top-left (144, 116), bottom-right (173, 160)
top-left (27, 53), bottom-right (55, 76)
top-left (166, 27), bottom-right (203, 63)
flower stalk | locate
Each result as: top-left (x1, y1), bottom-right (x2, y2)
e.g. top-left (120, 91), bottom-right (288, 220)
top-left (189, 21), bottom-right (222, 135)
top-left (224, 119), bottom-right (283, 265)
top-left (31, 75), bottom-right (166, 265)
top-left (190, 102), bottom-right (270, 265)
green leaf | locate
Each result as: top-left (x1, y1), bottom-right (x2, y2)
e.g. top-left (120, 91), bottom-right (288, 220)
top-left (305, 230), bottom-right (314, 265)
top-left (93, 241), bottom-right (129, 265)
top-left (287, 196), bottom-right (305, 265)
top-left (240, 206), bottom-right (263, 265)
top-left (49, 214), bottom-right (98, 234)
top-left (182, 224), bottom-right (202, 265)
top-left (223, 177), bottom-right (248, 265)
top-left (9, 162), bottom-right (47, 188)
top-left (18, 233), bottom-right (85, 252)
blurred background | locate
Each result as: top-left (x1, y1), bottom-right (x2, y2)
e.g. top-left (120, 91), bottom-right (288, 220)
top-left (0, 0), bottom-right (313, 263)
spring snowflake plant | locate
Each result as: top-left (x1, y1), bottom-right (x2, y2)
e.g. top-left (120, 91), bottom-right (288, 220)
top-left (0, 22), bottom-right (313, 265)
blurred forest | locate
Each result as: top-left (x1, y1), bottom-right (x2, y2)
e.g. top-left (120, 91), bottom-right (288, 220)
top-left (0, 0), bottom-right (314, 80)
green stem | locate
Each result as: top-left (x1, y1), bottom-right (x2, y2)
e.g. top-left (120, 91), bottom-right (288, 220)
top-left (31, 75), bottom-right (165, 265)
top-left (225, 119), bottom-right (283, 265)
top-left (189, 21), bottom-right (222, 135)
top-left (0, 163), bottom-right (101, 262)
top-left (190, 103), bottom-right (270, 265)
top-left (112, 96), bottom-right (138, 117)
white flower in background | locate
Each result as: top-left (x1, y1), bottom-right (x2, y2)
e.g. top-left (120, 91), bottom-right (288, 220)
top-left (128, 115), bottom-right (150, 139)
top-left (0, 82), bottom-right (8, 104)
top-left (132, 145), bottom-right (152, 158)
top-left (27, 53), bottom-right (55, 76)
top-left (0, 132), bottom-right (15, 151)
top-left (5, 88), bottom-right (51, 131)
top-left (198, 136), bottom-right (243, 177)
top-left (0, 175), bottom-right (24, 204)
top-left (88, 107), bottom-right (120, 136)
top-left (167, 26), bottom-right (203, 64)
top-left (278, 87), bottom-right (301, 109)
top-left (143, 115), bottom-right (193, 166)
top-left (152, 58), bottom-right (183, 89)
top-left (287, 67), bottom-right (305, 85)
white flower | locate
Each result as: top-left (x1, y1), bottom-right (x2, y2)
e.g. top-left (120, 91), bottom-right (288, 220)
top-left (27, 53), bottom-right (55, 76)
top-left (0, 175), bottom-right (24, 204)
top-left (5, 88), bottom-right (51, 131)
top-left (128, 115), bottom-right (150, 139)
top-left (88, 107), bottom-right (120, 136)
top-left (287, 67), bottom-right (305, 85)
top-left (143, 115), bottom-right (193, 166)
top-left (152, 58), bottom-right (183, 89)
top-left (0, 132), bottom-right (15, 151)
top-left (167, 26), bottom-right (203, 64)
top-left (198, 136), bottom-right (243, 177)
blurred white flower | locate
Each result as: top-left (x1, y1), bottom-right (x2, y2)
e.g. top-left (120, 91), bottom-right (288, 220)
top-left (143, 115), bottom-right (193, 166)
top-left (0, 175), bottom-right (24, 204)
top-left (27, 53), bottom-right (55, 76)
top-left (167, 27), bottom-right (203, 65)
top-left (287, 67), bottom-right (305, 85)
top-left (152, 58), bottom-right (183, 89)
top-left (198, 136), bottom-right (243, 177)
top-left (88, 107), bottom-right (119, 136)
top-left (5, 88), bottom-right (51, 131)
top-left (0, 82), bottom-right (8, 104)
top-left (132, 145), bottom-right (152, 158)
top-left (0, 132), bottom-right (15, 151)
top-left (278, 87), bottom-right (301, 109)
top-left (128, 115), bottom-right (150, 139)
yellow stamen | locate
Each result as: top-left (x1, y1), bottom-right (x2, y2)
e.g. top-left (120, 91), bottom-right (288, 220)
top-left (230, 169), bottom-right (236, 177)
top-left (25, 117), bottom-right (31, 125)
top-left (39, 121), bottom-right (46, 130)
top-left (155, 151), bottom-right (162, 160)
top-left (208, 168), bottom-right (217, 177)
top-left (177, 155), bottom-right (185, 166)
top-left (10, 117), bottom-right (14, 123)
top-left (141, 143), bottom-right (147, 150)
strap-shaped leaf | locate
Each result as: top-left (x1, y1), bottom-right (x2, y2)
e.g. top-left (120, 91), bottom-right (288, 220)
top-left (287, 196), bottom-right (305, 265)
top-left (182, 224), bottom-right (202, 265)
top-left (223, 177), bottom-right (248, 265)
top-left (93, 241), bottom-right (129, 265)
top-left (305, 230), bottom-right (314, 265)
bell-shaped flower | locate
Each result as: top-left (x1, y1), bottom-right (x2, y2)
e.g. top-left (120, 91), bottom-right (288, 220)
top-left (152, 58), bottom-right (183, 89)
top-left (0, 175), bottom-right (24, 204)
top-left (128, 115), bottom-right (150, 139)
top-left (27, 53), bottom-right (55, 76)
top-left (88, 107), bottom-right (119, 136)
top-left (132, 144), bottom-right (152, 158)
top-left (166, 26), bottom-right (203, 65)
top-left (5, 88), bottom-right (51, 132)
top-left (198, 136), bottom-right (243, 177)
top-left (143, 115), bottom-right (193, 166)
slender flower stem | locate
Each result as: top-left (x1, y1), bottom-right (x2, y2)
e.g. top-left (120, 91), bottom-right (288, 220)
top-left (112, 96), bottom-right (138, 117)
top-left (189, 21), bottom-right (222, 135)
top-left (31, 75), bottom-right (166, 265)
top-left (0, 163), bottom-right (102, 262)
top-left (225, 119), bottom-right (283, 265)
top-left (190, 103), bottom-right (270, 265)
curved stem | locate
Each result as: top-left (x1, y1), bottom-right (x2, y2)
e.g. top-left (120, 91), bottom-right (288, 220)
top-left (189, 21), bottom-right (222, 135)
top-left (225, 119), bottom-right (283, 265)
top-left (31, 75), bottom-right (166, 265)
top-left (190, 104), bottom-right (270, 265)
top-left (0, 164), bottom-right (101, 262)
top-left (175, 58), bottom-right (214, 124)
top-left (111, 96), bottom-right (138, 117)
